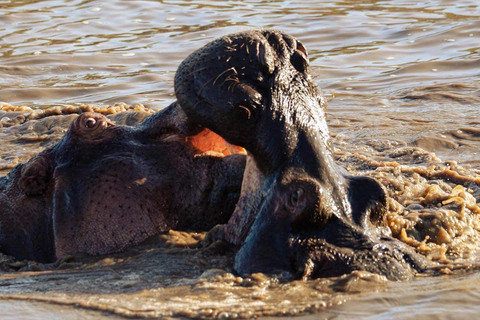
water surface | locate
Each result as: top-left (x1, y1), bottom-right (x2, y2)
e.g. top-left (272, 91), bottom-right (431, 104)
top-left (1, 0), bottom-right (480, 318)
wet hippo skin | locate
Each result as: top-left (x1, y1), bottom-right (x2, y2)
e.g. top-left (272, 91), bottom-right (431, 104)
top-left (0, 105), bottom-right (245, 262)
top-left (175, 29), bottom-right (429, 280)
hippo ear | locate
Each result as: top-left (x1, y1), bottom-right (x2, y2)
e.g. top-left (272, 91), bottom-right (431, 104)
top-left (347, 176), bottom-right (388, 227)
top-left (19, 152), bottom-right (53, 196)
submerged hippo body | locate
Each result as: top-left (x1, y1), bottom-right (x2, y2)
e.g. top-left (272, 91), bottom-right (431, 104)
top-left (175, 29), bottom-right (429, 280)
top-left (0, 105), bottom-right (245, 262)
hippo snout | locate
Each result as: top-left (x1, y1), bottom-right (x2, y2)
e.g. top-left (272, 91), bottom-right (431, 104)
top-left (174, 29), bottom-right (430, 280)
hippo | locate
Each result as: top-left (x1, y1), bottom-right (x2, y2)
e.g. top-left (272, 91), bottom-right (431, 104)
top-left (175, 29), bottom-right (429, 280)
top-left (0, 105), bottom-right (245, 262)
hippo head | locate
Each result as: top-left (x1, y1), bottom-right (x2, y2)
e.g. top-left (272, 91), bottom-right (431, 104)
top-left (2, 107), bottom-right (245, 262)
top-left (50, 111), bottom-right (245, 259)
top-left (175, 30), bottom-right (428, 280)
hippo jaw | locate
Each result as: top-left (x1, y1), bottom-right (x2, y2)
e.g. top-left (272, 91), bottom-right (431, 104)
top-left (175, 29), bottom-right (428, 280)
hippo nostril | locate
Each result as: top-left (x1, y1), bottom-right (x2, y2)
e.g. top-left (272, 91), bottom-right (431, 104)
top-left (290, 44), bottom-right (309, 73)
top-left (85, 118), bottom-right (97, 128)
top-left (296, 41), bottom-right (308, 61)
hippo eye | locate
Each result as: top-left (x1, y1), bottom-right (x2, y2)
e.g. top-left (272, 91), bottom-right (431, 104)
top-left (85, 118), bottom-right (97, 128)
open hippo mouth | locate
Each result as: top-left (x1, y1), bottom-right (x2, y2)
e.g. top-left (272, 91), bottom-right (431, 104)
top-left (0, 106), bottom-right (245, 262)
top-left (175, 29), bottom-right (429, 280)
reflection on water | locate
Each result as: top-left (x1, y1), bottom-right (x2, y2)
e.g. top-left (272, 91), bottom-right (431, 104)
top-left (1, 0), bottom-right (480, 318)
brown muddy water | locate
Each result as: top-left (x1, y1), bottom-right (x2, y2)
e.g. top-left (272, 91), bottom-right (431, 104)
top-left (1, 0), bottom-right (480, 319)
